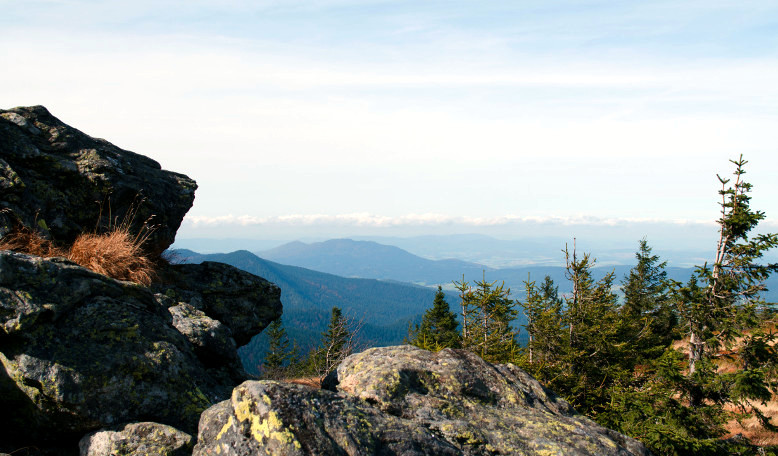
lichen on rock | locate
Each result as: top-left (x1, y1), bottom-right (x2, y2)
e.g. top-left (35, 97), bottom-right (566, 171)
top-left (79, 421), bottom-right (192, 456)
top-left (195, 346), bottom-right (650, 456)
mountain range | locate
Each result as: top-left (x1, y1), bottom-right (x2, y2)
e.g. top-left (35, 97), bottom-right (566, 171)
top-left (175, 239), bottom-right (778, 374)
top-left (171, 249), bottom-right (453, 375)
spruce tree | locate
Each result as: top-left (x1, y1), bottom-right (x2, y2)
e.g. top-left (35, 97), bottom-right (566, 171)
top-left (521, 275), bottom-right (564, 368)
top-left (673, 156), bottom-right (778, 431)
top-left (262, 317), bottom-right (299, 379)
top-left (408, 286), bottom-right (461, 350)
top-left (466, 275), bottom-right (519, 363)
top-left (557, 244), bottom-right (623, 414)
top-left (601, 157), bottom-right (778, 455)
top-left (306, 306), bottom-right (355, 379)
top-left (619, 238), bottom-right (676, 363)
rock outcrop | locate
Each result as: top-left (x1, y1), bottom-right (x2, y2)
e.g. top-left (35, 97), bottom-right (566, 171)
top-left (79, 422), bottom-right (192, 456)
top-left (194, 346), bottom-right (650, 456)
top-left (0, 105), bottom-right (283, 455)
top-left (153, 262), bottom-right (283, 347)
top-left (0, 105), bottom-right (196, 254)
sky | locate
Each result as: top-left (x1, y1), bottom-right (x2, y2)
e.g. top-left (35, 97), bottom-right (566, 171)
top-left (2, 0), bottom-right (778, 247)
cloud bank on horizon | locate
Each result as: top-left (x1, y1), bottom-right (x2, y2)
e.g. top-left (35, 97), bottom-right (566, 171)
top-left (2, 0), bottom-right (778, 236)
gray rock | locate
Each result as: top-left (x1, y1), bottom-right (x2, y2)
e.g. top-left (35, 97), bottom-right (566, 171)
top-left (195, 345), bottom-right (650, 455)
top-left (153, 261), bottom-right (283, 347)
top-left (0, 105), bottom-right (196, 254)
top-left (193, 381), bottom-right (461, 456)
top-left (167, 302), bottom-right (244, 379)
top-left (0, 252), bottom-right (265, 447)
top-left (80, 422), bottom-right (191, 456)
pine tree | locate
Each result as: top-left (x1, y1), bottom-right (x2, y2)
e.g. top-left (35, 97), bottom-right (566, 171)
top-left (521, 275), bottom-right (564, 367)
top-left (600, 157), bottom-right (778, 455)
top-left (619, 238), bottom-right (676, 363)
top-left (262, 317), bottom-right (299, 379)
top-left (465, 275), bottom-right (519, 363)
top-left (305, 306), bottom-right (358, 379)
top-left (673, 155), bottom-right (778, 427)
top-left (408, 286), bottom-right (461, 351)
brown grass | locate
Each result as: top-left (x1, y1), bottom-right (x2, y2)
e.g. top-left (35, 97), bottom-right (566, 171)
top-left (673, 327), bottom-right (778, 445)
top-left (724, 399), bottom-right (778, 446)
top-left (0, 225), bottom-right (155, 286)
top-left (68, 228), bottom-right (155, 286)
top-left (283, 377), bottom-right (322, 388)
top-left (0, 225), bottom-right (63, 257)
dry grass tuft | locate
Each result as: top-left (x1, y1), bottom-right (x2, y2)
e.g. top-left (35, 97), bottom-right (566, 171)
top-left (68, 227), bottom-right (155, 286)
top-left (0, 224), bottom-right (156, 286)
top-left (0, 226), bottom-right (63, 257)
top-left (283, 377), bottom-right (322, 389)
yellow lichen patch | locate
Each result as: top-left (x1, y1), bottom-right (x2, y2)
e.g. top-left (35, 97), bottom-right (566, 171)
top-left (216, 415), bottom-right (233, 441)
top-left (233, 395), bottom-right (302, 451)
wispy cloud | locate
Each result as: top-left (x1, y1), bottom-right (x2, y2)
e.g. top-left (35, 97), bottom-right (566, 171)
top-left (183, 213), bottom-right (719, 228)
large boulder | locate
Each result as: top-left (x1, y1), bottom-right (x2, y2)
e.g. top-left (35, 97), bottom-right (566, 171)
top-left (194, 345), bottom-right (650, 455)
top-left (194, 381), bottom-right (462, 456)
top-left (153, 261), bottom-right (283, 347)
top-left (79, 422), bottom-right (192, 456)
top-left (0, 105), bottom-right (196, 254)
top-left (0, 251), bottom-right (280, 451)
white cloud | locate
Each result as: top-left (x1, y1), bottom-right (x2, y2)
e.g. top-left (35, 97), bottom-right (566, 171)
top-left (183, 213), bottom-right (719, 228)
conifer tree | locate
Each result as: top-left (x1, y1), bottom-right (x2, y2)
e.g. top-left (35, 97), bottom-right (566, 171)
top-left (453, 275), bottom-right (476, 343)
top-left (672, 155), bottom-right (778, 428)
top-left (601, 157), bottom-right (778, 455)
top-left (619, 238), bottom-right (676, 363)
top-left (556, 244), bottom-right (623, 414)
top-left (522, 275), bottom-right (564, 367)
top-left (465, 275), bottom-right (519, 363)
top-left (305, 306), bottom-right (359, 379)
top-left (408, 286), bottom-right (461, 350)
top-left (262, 317), bottom-right (299, 379)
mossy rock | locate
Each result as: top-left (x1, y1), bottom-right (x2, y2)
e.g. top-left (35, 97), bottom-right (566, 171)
top-left (0, 105), bottom-right (196, 254)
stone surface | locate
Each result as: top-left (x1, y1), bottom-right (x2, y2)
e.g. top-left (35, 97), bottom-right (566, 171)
top-left (79, 422), bottom-right (192, 456)
top-left (0, 251), bottom-right (269, 448)
top-left (194, 345), bottom-right (651, 456)
top-left (193, 381), bottom-right (461, 456)
top-left (153, 261), bottom-right (283, 347)
top-left (167, 302), bottom-right (241, 371)
top-left (0, 105), bottom-right (196, 254)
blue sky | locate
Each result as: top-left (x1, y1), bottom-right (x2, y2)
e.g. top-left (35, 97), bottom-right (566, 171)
top-left (2, 0), bottom-right (778, 244)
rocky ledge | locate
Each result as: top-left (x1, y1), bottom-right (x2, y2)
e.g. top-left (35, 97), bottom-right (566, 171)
top-left (0, 251), bottom-right (281, 452)
top-left (0, 105), bottom-right (197, 255)
top-left (195, 346), bottom-right (650, 456)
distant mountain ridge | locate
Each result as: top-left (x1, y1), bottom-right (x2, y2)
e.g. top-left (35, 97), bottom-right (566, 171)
top-left (171, 248), bottom-right (452, 375)
top-left (255, 238), bottom-right (778, 302)
top-left (259, 238), bottom-right (489, 284)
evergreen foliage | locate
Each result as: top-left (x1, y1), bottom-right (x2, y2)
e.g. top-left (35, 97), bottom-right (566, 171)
top-left (261, 317), bottom-right (300, 379)
top-left (619, 238), bottom-right (677, 364)
top-left (303, 306), bottom-right (360, 379)
top-left (408, 286), bottom-right (461, 350)
top-left (522, 274), bottom-right (564, 368)
top-left (513, 157), bottom-right (778, 455)
top-left (456, 274), bottom-right (520, 363)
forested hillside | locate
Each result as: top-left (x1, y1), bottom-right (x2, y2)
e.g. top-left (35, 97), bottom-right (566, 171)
top-left (171, 249), bottom-right (456, 374)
